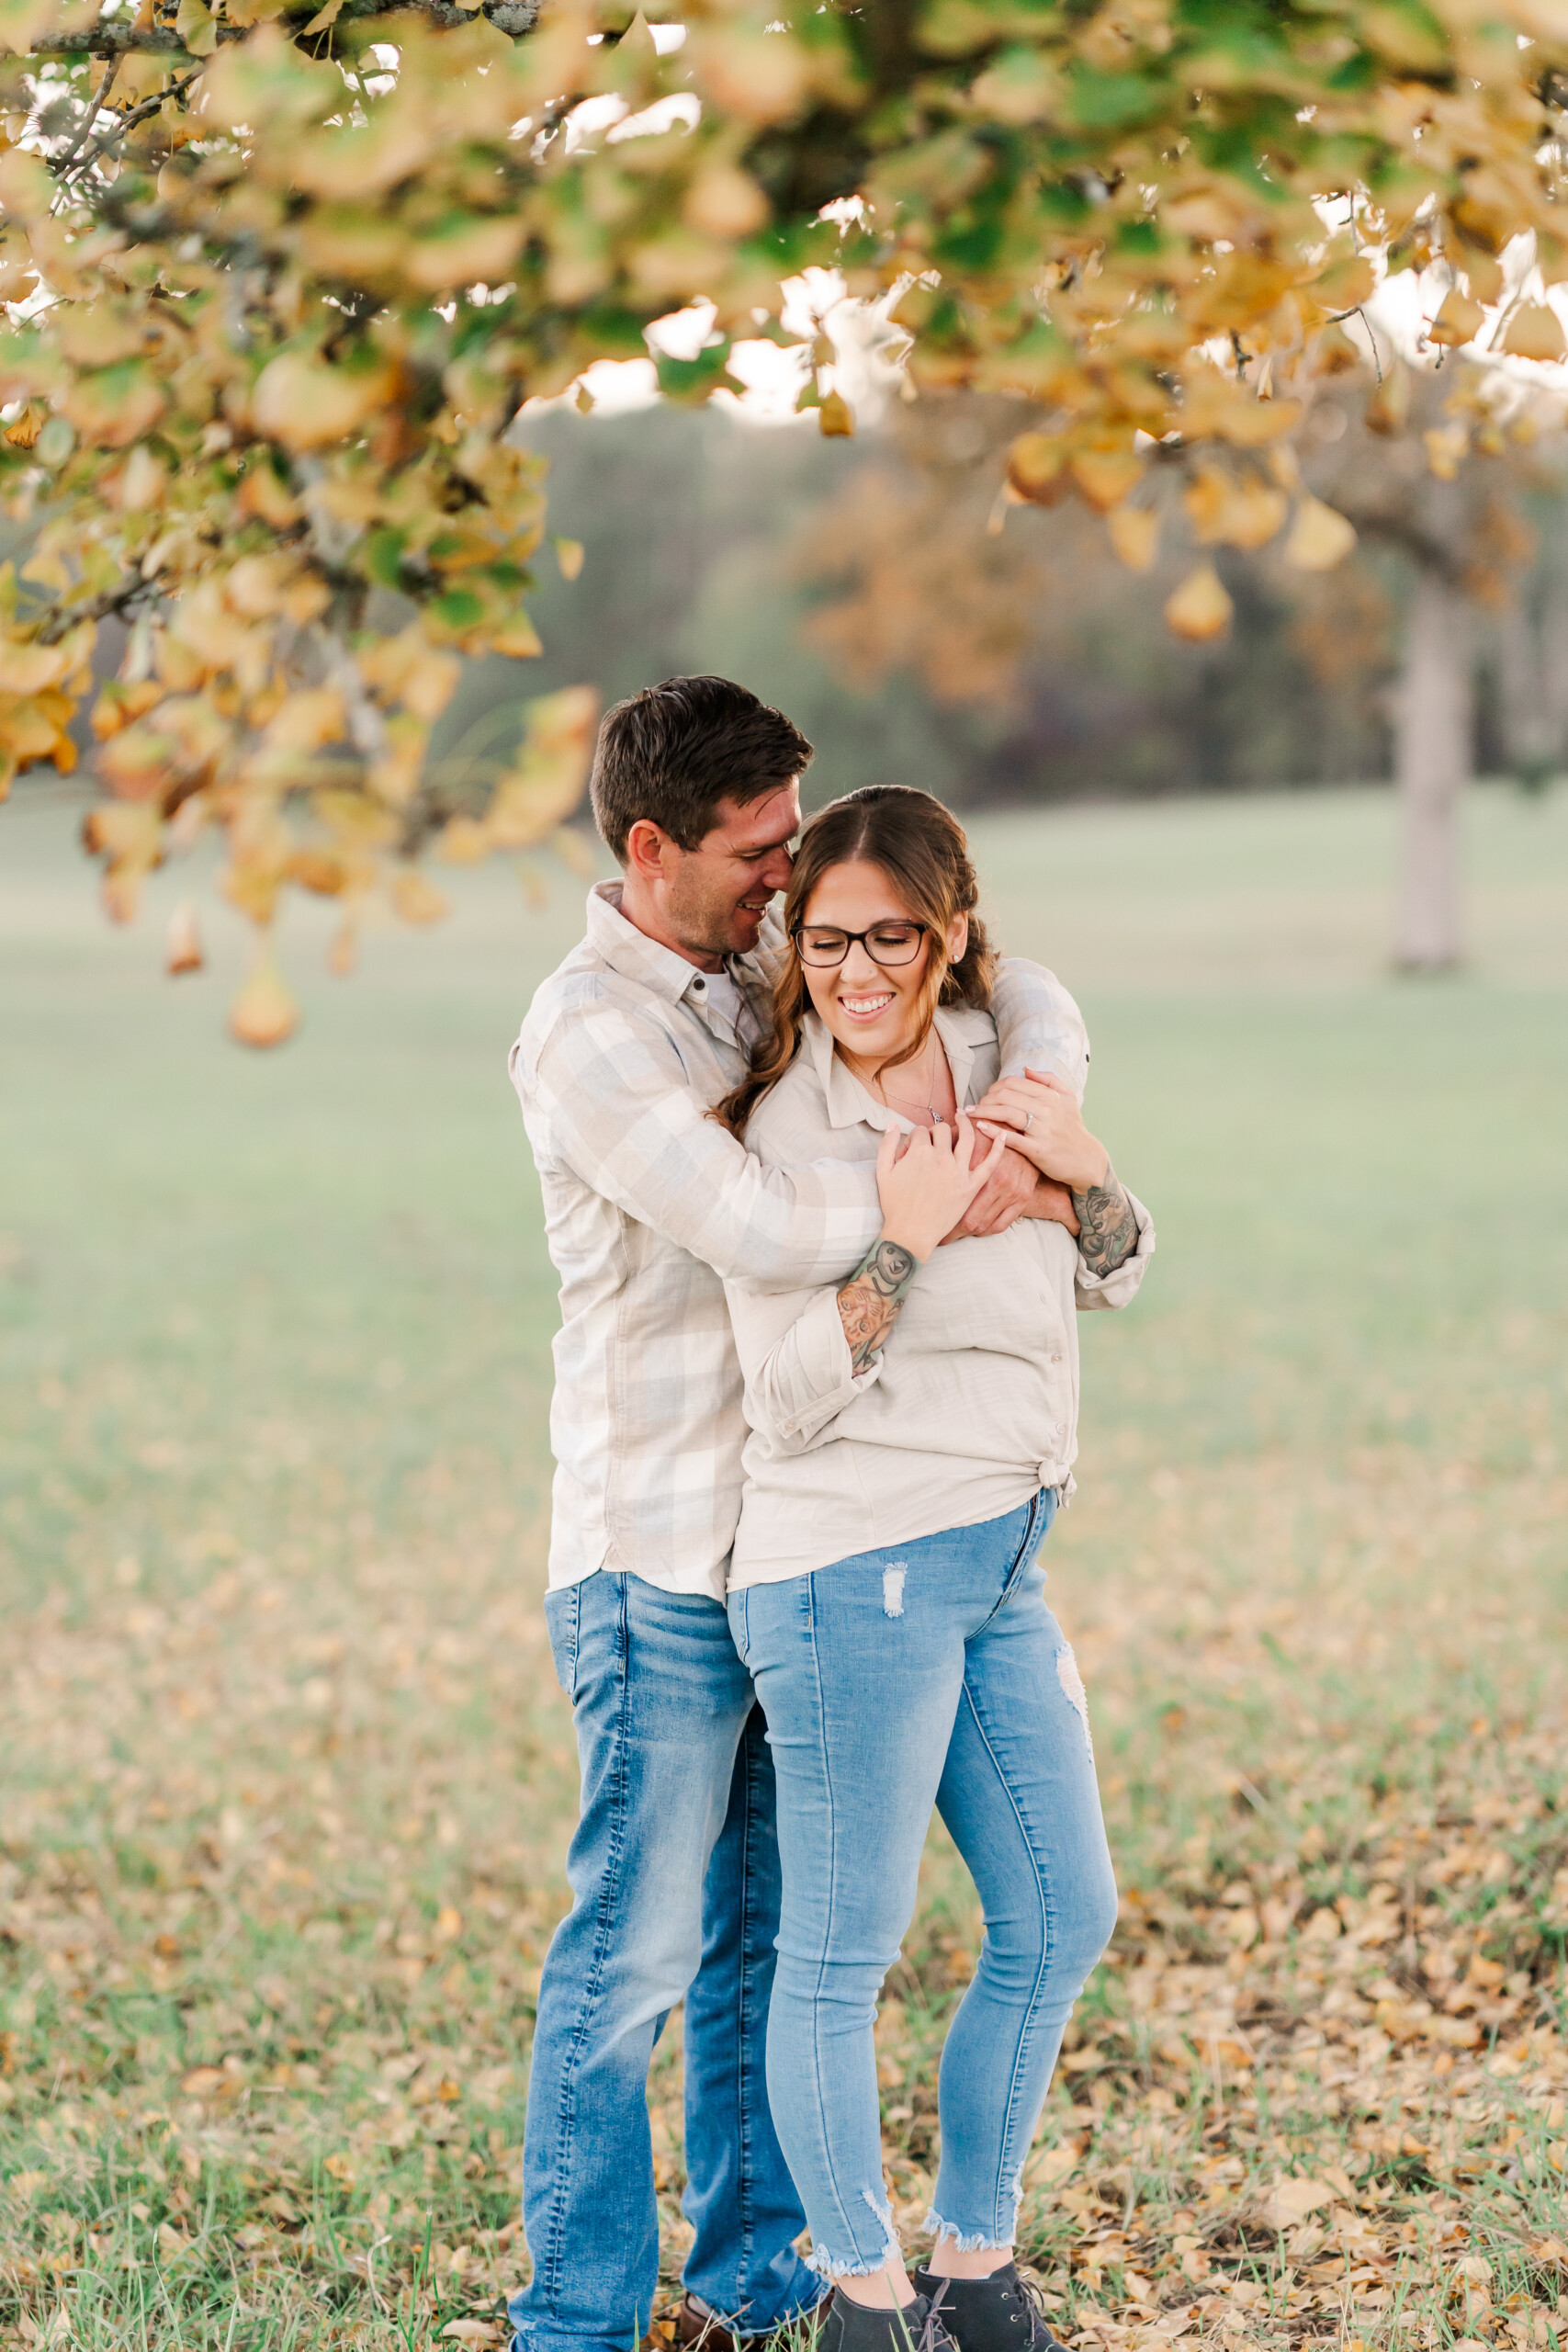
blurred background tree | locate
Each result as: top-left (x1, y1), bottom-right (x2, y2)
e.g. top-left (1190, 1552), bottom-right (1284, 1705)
top-left (0, 0), bottom-right (1564, 1028)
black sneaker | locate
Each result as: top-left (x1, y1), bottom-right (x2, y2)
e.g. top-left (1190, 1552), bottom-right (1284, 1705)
top-left (909, 2267), bottom-right (1065, 2352)
top-left (811, 2289), bottom-right (959, 2352)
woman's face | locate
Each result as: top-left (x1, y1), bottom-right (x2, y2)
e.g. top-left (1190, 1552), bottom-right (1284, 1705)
top-left (796, 859), bottom-right (965, 1063)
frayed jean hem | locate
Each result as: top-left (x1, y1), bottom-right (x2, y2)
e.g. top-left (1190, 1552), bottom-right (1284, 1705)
top-left (923, 2211), bottom-right (1014, 2255)
top-left (806, 2189), bottom-right (903, 2280)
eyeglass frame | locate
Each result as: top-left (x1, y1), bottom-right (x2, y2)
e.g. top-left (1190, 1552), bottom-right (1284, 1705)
top-left (790, 920), bottom-right (932, 970)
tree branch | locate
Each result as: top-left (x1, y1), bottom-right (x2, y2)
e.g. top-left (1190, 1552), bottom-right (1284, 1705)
top-left (36, 578), bottom-right (158, 643)
top-left (32, 0), bottom-right (537, 56)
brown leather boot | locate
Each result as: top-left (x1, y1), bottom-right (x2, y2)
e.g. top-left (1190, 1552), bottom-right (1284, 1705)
top-left (663, 2291), bottom-right (836, 2352)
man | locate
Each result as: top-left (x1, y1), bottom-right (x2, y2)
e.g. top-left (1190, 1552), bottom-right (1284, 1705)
top-left (508, 679), bottom-right (1089, 2352)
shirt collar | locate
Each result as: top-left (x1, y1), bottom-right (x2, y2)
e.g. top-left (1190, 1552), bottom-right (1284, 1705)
top-left (585, 881), bottom-right (727, 1013)
top-left (805, 1005), bottom-right (979, 1132)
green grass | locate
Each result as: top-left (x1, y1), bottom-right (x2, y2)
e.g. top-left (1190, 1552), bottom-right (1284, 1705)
top-left (2, 780), bottom-right (1567, 2352)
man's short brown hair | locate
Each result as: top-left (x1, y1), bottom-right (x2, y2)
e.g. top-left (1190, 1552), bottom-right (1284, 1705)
top-left (589, 676), bottom-right (814, 864)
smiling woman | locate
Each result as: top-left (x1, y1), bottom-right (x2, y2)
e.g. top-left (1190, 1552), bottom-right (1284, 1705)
top-left (713, 785), bottom-right (1156, 2345)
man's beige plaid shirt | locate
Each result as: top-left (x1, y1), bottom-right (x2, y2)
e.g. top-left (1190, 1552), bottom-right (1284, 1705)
top-left (510, 883), bottom-right (1091, 1604)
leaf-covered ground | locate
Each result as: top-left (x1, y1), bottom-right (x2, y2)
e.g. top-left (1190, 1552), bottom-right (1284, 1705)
top-left (3, 786), bottom-right (1566, 2350)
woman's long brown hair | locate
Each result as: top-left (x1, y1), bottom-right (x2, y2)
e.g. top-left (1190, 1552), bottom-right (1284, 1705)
top-left (714, 785), bottom-right (998, 1138)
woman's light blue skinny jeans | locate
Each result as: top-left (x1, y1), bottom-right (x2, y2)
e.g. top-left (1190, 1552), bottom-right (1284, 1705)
top-left (728, 1491), bottom-right (1118, 2278)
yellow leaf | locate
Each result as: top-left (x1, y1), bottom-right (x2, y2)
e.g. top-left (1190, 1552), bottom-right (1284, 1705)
top-left (263, 688), bottom-right (347, 753)
top-left (180, 2066), bottom-right (226, 2096)
top-left (62, 365), bottom-right (167, 450)
top-left (682, 164), bottom-right (770, 241)
top-left (1364, 362), bottom-right (1411, 436)
top-left (164, 900), bottom-right (203, 974)
top-left (1424, 424), bottom-right (1468, 481)
top-left (390, 869), bottom-right (450, 925)
top-left (1261, 2177), bottom-right (1335, 2229)
top-left (288, 107), bottom-right (434, 200)
top-left (1427, 288), bottom-right (1483, 348)
top-left (1283, 497), bottom-right (1357, 572)
top-left (1164, 564), bottom-right (1233, 642)
top-left (56, 303), bottom-right (147, 369)
top-left (1107, 505), bottom-right (1159, 571)
top-left (1069, 445), bottom-right (1144, 514)
top-left (116, 446), bottom-right (167, 513)
top-left (490, 611), bottom-right (544, 660)
top-left (1500, 300), bottom-right (1566, 363)
top-left (174, 0), bottom-right (219, 53)
top-left (287, 850), bottom-right (351, 895)
top-left (225, 553), bottom-right (305, 619)
top-left (689, 20), bottom-right (808, 123)
top-left (555, 537), bottom-right (585, 583)
top-left (251, 353), bottom-right (390, 453)
top-left (406, 215), bottom-right (525, 294)
top-left (0, 639), bottom-right (70, 695)
top-left (296, 209), bottom-right (410, 287)
top-left (229, 956), bottom-right (299, 1050)
top-left (818, 390), bottom-right (854, 437)
top-left (1008, 432), bottom-right (1067, 505)
top-left (437, 815), bottom-right (491, 864)
top-left (1182, 466), bottom-right (1286, 549)
top-left (302, 0), bottom-right (344, 28)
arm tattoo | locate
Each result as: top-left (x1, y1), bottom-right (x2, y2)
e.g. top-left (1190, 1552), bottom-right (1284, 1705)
top-left (1070, 1160), bottom-right (1138, 1277)
top-left (837, 1238), bottom-right (919, 1373)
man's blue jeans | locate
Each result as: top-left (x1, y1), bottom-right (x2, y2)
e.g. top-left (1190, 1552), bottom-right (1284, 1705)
top-left (511, 1573), bottom-right (820, 2352)
top-left (728, 1492), bottom-right (1119, 2278)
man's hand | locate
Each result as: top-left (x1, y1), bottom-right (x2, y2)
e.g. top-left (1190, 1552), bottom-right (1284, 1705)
top-left (1021, 1175), bottom-right (1081, 1236)
top-left (971, 1067), bottom-right (1109, 1193)
top-left (934, 1128), bottom-right (1077, 1241)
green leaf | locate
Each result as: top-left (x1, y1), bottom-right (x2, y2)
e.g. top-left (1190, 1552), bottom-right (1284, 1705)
top-left (654, 344), bottom-right (737, 405)
top-left (363, 527), bottom-right (408, 591)
top-left (1066, 68), bottom-right (1162, 130)
top-left (429, 588), bottom-right (485, 632)
top-left (174, 0), bottom-right (219, 54)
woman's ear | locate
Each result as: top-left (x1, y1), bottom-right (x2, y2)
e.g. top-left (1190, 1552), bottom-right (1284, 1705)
top-left (946, 913), bottom-right (969, 966)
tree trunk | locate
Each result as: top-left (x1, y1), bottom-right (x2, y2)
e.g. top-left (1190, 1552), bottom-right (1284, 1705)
top-left (1393, 568), bottom-right (1472, 971)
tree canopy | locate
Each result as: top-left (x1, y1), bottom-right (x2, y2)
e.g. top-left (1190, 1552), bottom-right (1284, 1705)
top-left (1, 0), bottom-right (1565, 1034)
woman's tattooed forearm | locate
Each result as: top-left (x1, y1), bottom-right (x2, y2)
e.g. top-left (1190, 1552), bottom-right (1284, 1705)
top-left (1071, 1162), bottom-right (1138, 1276)
top-left (837, 1238), bottom-right (919, 1371)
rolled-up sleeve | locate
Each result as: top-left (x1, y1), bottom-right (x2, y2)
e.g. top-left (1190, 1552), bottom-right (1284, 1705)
top-left (513, 1000), bottom-right (882, 1287)
top-left (1074, 1187), bottom-right (1156, 1312)
top-left (989, 959), bottom-right (1089, 1099)
top-left (724, 1278), bottom-right (883, 1453)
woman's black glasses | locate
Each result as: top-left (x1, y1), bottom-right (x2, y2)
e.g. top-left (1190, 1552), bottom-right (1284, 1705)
top-left (792, 922), bottom-right (929, 969)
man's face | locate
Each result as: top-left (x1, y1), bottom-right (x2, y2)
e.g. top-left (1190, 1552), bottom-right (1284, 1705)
top-left (660, 780), bottom-right (802, 960)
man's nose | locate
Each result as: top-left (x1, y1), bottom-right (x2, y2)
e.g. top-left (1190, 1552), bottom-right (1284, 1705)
top-left (757, 844), bottom-right (795, 893)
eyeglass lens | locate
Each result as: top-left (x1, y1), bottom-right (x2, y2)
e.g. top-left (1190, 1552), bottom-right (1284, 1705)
top-left (796, 925), bottom-right (924, 968)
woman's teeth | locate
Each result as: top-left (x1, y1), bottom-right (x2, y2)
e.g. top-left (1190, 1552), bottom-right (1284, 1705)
top-left (841, 992), bottom-right (894, 1016)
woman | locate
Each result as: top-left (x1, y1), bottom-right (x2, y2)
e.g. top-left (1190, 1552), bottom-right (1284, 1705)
top-left (714, 786), bottom-right (1153, 2352)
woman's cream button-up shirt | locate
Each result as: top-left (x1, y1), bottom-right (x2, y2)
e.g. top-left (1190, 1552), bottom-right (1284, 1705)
top-left (723, 1004), bottom-right (1154, 1591)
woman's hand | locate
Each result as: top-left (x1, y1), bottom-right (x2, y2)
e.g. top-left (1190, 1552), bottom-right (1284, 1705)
top-left (874, 1113), bottom-right (1008, 1263)
top-left (836, 1116), bottom-right (1009, 1371)
top-left (973, 1068), bottom-right (1108, 1193)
